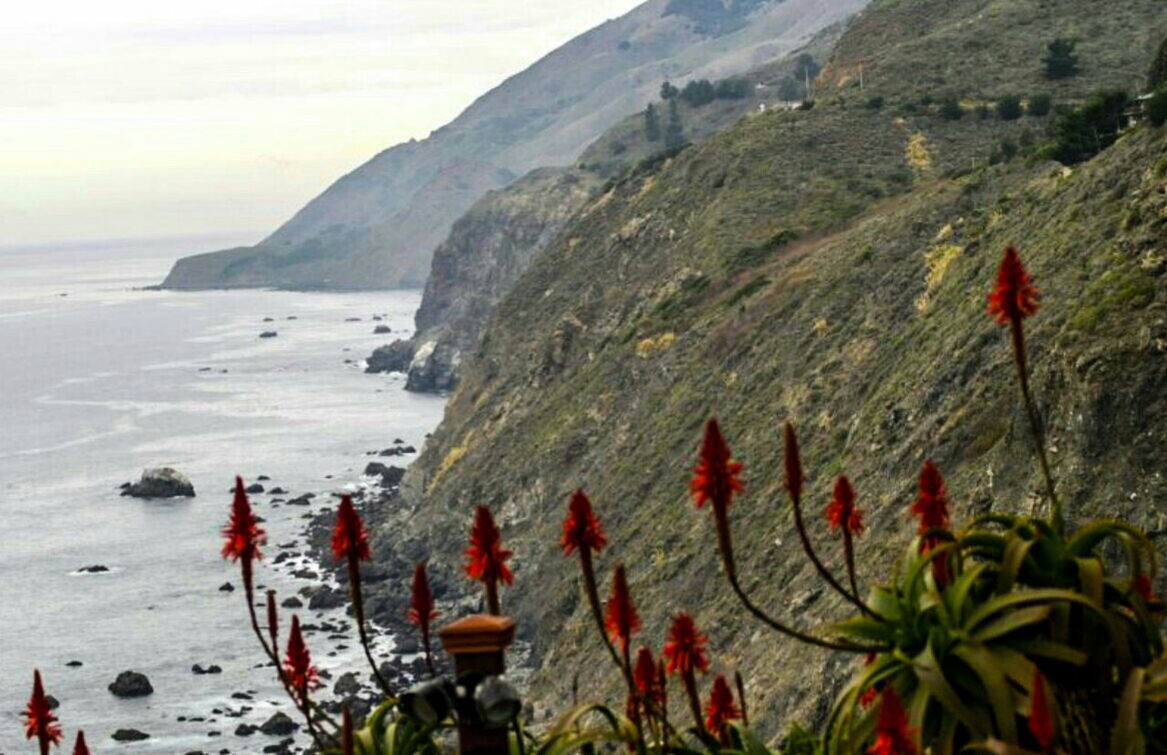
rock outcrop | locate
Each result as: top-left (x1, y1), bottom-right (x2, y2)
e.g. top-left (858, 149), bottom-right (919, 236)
top-left (108, 670), bottom-right (153, 698)
top-left (121, 468), bottom-right (195, 498)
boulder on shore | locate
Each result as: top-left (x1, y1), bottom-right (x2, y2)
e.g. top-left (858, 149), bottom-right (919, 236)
top-left (111, 729), bottom-right (150, 742)
top-left (364, 339), bottom-right (414, 374)
top-left (364, 462), bottom-right (405, 487)
top-left (108, 670), bottom-right (153, 697)
top-left (121, 468), bottom-right (195, 498)
top-left (260, 712), bottom-right (299, 736)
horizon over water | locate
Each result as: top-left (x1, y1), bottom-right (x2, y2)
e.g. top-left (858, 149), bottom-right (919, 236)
top-left (0, 233), bottom-right (445, 753)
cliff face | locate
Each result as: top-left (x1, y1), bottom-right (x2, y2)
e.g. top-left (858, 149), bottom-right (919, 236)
top-left (376, 168), bottom-right (601, 391)
top-left (159, 0), bottom-right (869, 291)
top-left (363, 0), bottom-right (1167, 740)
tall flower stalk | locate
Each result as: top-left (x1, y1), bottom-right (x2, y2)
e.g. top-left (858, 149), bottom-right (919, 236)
top-left (785, 422), bottom-right (885, 621)
top-left (561, 489), bottom-right (608, 650)
top-left (704, 673), bottom-right (742, 745)
top-left (605, 563), bottom-right (645, 748)
top-left (663, 612), bottom-right (711, 737)
top-left (284, 614), bottom-right (321, 743)
top-left (694, 417), bottom-right (884, 650)
top-left (407, 561), bottom-right (439, 675)
top-left (223, 477), bottom-right (336, 747)
top-left (824, 474), bottom-right (865, 604)
top-left (332, 494), bottom-right (392, 696)
top-left (987, 246), bottom-right (1060, 532)
top-left (464, 505), bottom-right (513, 615)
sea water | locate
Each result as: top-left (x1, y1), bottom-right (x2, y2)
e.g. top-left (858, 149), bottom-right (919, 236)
top-left (0, 233), bottom-right (445, 752)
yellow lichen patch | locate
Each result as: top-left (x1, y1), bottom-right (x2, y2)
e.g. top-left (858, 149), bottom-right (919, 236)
top-left (634, 175), bottom-right (656, 201)
top-left (906, 132), bottom-right (934, 172)
top-left (915, 244), bottom-right (963, 312)
top-left (636, 332), bottom-right (676, 358)
top-left (429, 433), bottom-right (472, 492)
top-left (812, 317), bottom-right (828, 336)
top-left (934, 223), bottom-right (954, 242)
top-left (724, 371), bottom-right (739, 388)
top-left (566, 237), bottom-right (581, 252)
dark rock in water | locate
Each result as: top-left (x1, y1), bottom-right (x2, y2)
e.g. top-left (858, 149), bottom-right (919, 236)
top-left (292, 568), bottom-right (319, 580)
top-left (269, 487), bottom-right (287, 495)
top-left (259, 712), bottom-right (299, 736)
top-left (405, 339), bottom-right (460, 393)
top-left (364, 339), bottom-right (414, 374)
top-left (259, 331), bottom-right (277, 338)
top-left (257, 475), bottom-right (271, 481)
top-left (66, 660), bottom-right (83, 667)
top-left (219, 582), bottom-right (234, 592)
top-left (333, 672), bottom-right (361, 696)
top-left (345, 317), bottom-right (361, 322)
top-left (393, 635), bottom-right (420, 654)
top-left (308, 586), bottom-right (348, 610)
top-left (281, 596), bottom-right (303, 608)
top-left (231, 692), bottom-right (252, 700)
top-left (235, 723), bottom-right (258, 736)
top-left (401, 445), bottom-right (416, 454)
top-left (122, 467), bottom-right (195, 498)
top-left (108, 670), bottom-right (153, 697)
top-left (46, 694), bottom-right (60, 710)
top-left (373, 324), bottom-right (392, 334)
top-left (192, 663), bottom-right (222, 675)
top-left (245, 483), bottom-right (264, 494)
top-left (262, 317), bottom-right (274, 322)
top-left (286, 315), bottom-right (297, 320)
top-left (118, 481), bottom-right (132, 490)
top-left (112, 729), bottom-right (150, 741)
top-left (364, 462), bottom-right (405, 487)
top-left (77, 564), bottom-right (109, 573)
top-left (286, 494), bottom-right (313, 506)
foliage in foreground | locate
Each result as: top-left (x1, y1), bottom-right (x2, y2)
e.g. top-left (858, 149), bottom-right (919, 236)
top-left (19, 247), bottom-right (1167, 754)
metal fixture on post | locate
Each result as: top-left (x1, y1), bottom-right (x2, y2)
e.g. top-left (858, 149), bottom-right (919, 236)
top-left (438, 614), bottom-right (518, 754)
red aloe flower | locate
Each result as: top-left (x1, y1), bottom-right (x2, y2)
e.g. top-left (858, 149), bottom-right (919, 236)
top-left (825, 475), bottom-right (864, 534)
top-left (704, 674), bottom-right (742, 739)
top-left (604, 564), bottom-right (641, 651)
top-left (910, 460), bottom-right (950, 534)
top-left (464, 505), bottom-right (514, 585)
top-left (24, 670), bottom-right (62, 753)
top-left (72, 731), bottom-right (90, 755)
top-left (1134, 573), bottom-right (1157, 603)
top-left (867, 688), bottom-right (918, 755)
top-left (634, 647), bottom-right (663, 705)
top-left (858, 686), bottom-right (878, 709)
top-left (1028, 668), bottom-right (1054, 750)
top-left (221, 476), bottom-right (266, 565)
top-left (331, 495), bottom-right (370, 563)
top-left (465, 505), bottom-right (513, 615)
top-left (561, 489), bottom-right (606, 556)
top-left (284, 614), bottom-right (319, 696)
top-left (408, 561), bottom-right (438, 627)
top-left (987, 246), bottom-right (1039, 326)
top-left (690, 418), bottom-right (744, 514)
top-left (663, 612), bottom-right (710, 675)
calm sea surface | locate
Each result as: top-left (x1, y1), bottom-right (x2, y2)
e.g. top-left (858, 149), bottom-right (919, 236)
top-left (0, 233), bottom-right (445, 753)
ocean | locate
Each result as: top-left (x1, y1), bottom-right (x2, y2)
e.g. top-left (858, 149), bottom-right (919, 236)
top-left (0, 233), bottom-right (445, 753)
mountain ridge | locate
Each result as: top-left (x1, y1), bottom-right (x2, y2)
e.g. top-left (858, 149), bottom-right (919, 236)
top-left (159, 0), bottom-right (868, 291)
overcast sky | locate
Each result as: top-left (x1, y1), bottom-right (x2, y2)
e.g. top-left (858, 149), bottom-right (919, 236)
top-left (0, 0), bottom-right (643, 247)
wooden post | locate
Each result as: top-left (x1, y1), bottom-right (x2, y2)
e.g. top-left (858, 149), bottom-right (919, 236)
top-left (439, 614), bottom-right (517, 754)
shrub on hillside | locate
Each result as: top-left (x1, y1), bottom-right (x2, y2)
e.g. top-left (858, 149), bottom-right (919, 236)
top-left (940, 96), bottom-right (964, 120)
top-left (1044, 38), bottom-right (1080, 80)
top-left (1028, 93), bottom-right (1053, 117)
top-left (997, 95), bottom-right (1024, 121)
top-left (1046, 89), bottom-right (1131, 164)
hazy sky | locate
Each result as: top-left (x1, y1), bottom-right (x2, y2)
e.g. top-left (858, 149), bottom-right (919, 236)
top-left (1, 0), bottom-right (643, 247)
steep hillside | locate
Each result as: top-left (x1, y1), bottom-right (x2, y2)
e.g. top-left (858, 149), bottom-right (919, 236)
top-left (361, 0), bottom-right (1167, 742)
top-left (369, 28), bottom-right (844, 392)
top-left (160, 0), bottom-right (867, 291)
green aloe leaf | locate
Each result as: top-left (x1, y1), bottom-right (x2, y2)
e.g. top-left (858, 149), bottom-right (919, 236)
top-left (1109, 668), bottom-right (1146, 755)
top-left (952, 643), bottom-right (1018, 742)
top-left (972, 605), bottom-right (1050, 643)
top-left (912, 640), bottom-right (991, 735)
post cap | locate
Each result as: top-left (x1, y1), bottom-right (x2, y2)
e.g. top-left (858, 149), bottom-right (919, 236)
top-left (438, 614), bottom-right (517, 655)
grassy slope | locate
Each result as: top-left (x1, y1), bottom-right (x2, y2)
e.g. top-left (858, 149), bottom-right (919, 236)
top-left (382, 0), bottom-right (1167, 740)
